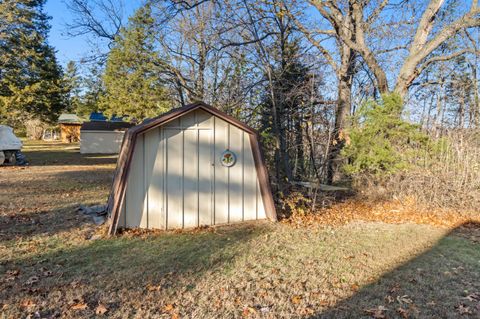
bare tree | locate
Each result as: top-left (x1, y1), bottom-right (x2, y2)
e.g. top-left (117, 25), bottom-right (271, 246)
top-left (307, 0), bottom-right (480, 99)
top-left (65, 0), bottom-right (129, 61)
top-left (284, 0), bottom-right (358, 182)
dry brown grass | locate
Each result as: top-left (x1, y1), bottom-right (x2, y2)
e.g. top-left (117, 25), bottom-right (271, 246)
top-left (353, 130), bottom-right (480, 212)
top-left (0, 141), bottom-right (479, 318)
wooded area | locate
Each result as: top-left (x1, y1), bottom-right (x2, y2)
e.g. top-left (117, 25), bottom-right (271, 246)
top-left (1, 0), bottom-right (479, 211)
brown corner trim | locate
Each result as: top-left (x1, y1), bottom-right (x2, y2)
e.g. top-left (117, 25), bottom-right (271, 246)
top-left (249, 133), bottom-right (277, 221)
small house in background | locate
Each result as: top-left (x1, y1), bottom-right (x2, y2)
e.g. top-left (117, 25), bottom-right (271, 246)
top-left (80, 121), bottom-right (134, 154)
top-left (107, 102), bottom-right (276, 234)
top-left (58, 114), bottom-right (82, 143)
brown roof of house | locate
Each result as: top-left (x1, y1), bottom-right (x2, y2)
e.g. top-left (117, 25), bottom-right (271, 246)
top-left (81, 121), bottom-right (134, 131)
top-left (107, 101), bottom-right (277, 235)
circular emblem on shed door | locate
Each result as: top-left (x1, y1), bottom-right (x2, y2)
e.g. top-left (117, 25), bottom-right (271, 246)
top-left (220, 150), bottom-right (236, 167)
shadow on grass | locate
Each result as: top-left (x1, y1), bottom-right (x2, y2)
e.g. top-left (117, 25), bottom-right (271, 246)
top-left (313, 221), bottom-right (480, 318)
top-left (55, 224), bottom-right (270, 285)
top-left (23, 150), bottom-right (118, 166)
top-left (0, 223), bottom-right (272, 316)
top-left (0, 166), bottom-right (114, 241)
top-left (0, 204), bottom-right (93, 242)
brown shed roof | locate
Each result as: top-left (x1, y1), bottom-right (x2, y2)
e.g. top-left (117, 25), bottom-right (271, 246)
top-left (107, 101), bottom-right (277, 235)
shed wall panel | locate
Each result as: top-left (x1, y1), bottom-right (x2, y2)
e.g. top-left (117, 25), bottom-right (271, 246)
top-left (181, 111), bottom-right (196, 128)
top-left (198, 129), bottom-right (213, 225)
top-left (243, 133), bottom-right (257, 221)
top-left (183, 129), bottom-right (199, 228)
top-left (166, 129), bottom-right (183, 229)
top-left (228, 126), bottom-right (243, 222)
top-left (144, 128), bottom-right (161, 229)
top-left (164, 118), bottom-right (180, 128)
top-left (80, 131), bottom-right (125, 154)
top-left (214, 117), bottom-right (229, 224)
top-left (147, 128), bottom-right (165, 229)
top-left (196, 109), bottom-right (213, 128)
top-left (125, 135), bottom-right (145, 227)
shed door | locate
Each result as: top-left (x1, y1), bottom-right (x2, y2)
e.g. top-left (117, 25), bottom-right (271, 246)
top-left (165, 128), bottom-right (213, 229)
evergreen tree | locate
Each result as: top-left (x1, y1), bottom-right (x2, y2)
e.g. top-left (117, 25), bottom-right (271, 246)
top-left (101, 4), bottom-right (171, 120)
top-left (77, 64), bottom-right (105, 117)
top-left (260, 39), bottom-right (315, 183)
top-left (0, 0), bottom-right (66, 123)
top-left (63, 61), bottom-right (82, 114)
top-left (342, 94), bottom-right (429, 177)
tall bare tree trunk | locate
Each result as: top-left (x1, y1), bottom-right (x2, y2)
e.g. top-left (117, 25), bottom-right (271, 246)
top-left (327, 44), bottom-right (354, 184)
top-left (470, 61), bottom-right (480, 127)
top-left (294, 112), bottom-right (304, 179)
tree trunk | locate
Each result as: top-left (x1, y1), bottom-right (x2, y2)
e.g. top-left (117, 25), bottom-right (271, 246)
top-left (294, 113), bottom-right (304, 179)
top-left (470, 61), bottom-right (479, 128)
top-left (327, 45), bottom-right (354, 184)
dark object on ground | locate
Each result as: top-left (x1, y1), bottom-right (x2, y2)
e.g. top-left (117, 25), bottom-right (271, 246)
top-left (0, 150), bottom-right (29, 166)
top-left (14, 151), bottom-right (28, 166)
top-left (0, 150), bottom-right (16, 165)
top-left (78, 204), bottom-right (107, 225)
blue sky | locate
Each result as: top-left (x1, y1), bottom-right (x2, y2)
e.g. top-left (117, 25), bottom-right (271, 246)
top-left (45, 0), bottom-right (141, 66)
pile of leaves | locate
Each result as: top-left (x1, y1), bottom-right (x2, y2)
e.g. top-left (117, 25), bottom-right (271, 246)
top-left (284, 197), bottom-right (480, 229)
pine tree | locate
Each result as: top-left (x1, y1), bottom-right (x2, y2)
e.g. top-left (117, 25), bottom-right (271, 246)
top-left (0, 0), bottom-right (66, 123)
top-left (78, 64), bottom-right (105, 117)
top-left (260, 39), bottom-right (314, 184)
top-left (63, 61), bottom-right (82, 114)
top-left (101, 4), bottom-right (171, 120)
top-left (341, 94), bottom-right (429, 177)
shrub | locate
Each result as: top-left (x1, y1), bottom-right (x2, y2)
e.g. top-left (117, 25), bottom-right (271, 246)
top-left (341, 93), bottom-right (429, 177)
top-left (341, 94), bottom-right (480, 211)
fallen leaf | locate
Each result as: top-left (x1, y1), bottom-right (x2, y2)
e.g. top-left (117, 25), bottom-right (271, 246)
top-left (364, 306), bottom-right (388, 318)
top-left (41, 269), bottom-right (53, 277)
top-left (21, 299), bottom-right (36, 308)
top-left (397, 307), bottom-right (409, 318)
top-left (6, 269), bottom-right (20, 276)
top-left (171, 314), bottom-right (180, 319)
top-left (385, 295), bottom-right (394, 304)
top-left (163, 304), bottom-right (174, 312)
top-left (260, 306), bottom-right (270, 313)
top-left (25, 276), bottom-right (39, 285)
top-left (95, 303), bottom-right (108, 315)
top-left (146, 283), bottom-right (162, 291)
top-left (397, 295), bottom-right (413, 305)
top-left (291, 295), bottom-right (302, 304)
top-left (71, 302), bottom-right (88, 310)
top-left (456, 304), bottom-right (471, 315)
top-left (463, 293), bottom-right (480, 302)
top-left (351, 283), bottom-right (360, 292)
top-left (389, 284), bottom-right (401, 294)
top-left (242, 306), bottom-right (256, 317)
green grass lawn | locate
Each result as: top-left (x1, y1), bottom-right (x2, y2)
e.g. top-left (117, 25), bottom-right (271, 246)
top-left (1, 141), bottom-right (479, 318)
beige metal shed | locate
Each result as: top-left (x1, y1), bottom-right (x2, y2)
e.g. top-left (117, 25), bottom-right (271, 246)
top-left (80, 121), bottom-right (134, 154)
top-left (107, 102), bottom-right (276, 234)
